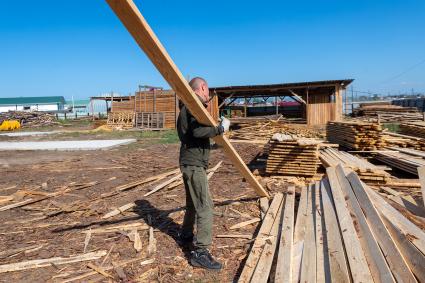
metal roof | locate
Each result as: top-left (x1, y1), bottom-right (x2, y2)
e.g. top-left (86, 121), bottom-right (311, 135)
top-left (210, 79), bottom-right (354, 98)
top-left (0, 96), bottom-right (66, 106)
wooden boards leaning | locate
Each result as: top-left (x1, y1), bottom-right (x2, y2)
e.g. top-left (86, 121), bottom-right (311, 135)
top-left (105, 0), bottom-right (269, 198)
top-left (275, 186), bottom-right (295, 283)
top-left (238, 193), bottom-right (283, 283)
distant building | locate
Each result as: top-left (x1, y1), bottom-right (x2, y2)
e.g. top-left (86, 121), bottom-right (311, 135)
top-left (0, 96), bottom-right (66, 113)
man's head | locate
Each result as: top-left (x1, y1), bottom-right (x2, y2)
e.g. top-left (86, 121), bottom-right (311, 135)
top-left (189, 77), bottom-right (209, 105)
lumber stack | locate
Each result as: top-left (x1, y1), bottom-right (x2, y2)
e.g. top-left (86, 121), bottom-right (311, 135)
top-left (238, 167), bottom-right (425, 282)
top-left (266, 134), bottom-right (320, 177)
top-left (383, 131), bottom-right (425, 150)
top-left (228, 117), bottom-right (323, 142)
top-left (353, 104), bottom-right (422, 122)
top-left (400, 122), bottom-right (425, 139)
top-left (106, 112), bottom-right (135, 129)
top-left (326, 121), bottom-right (386, 150)
top-left (375, 148), bottom-right (425, 176)
top-left (0, 111), bottom-right (58, 127)
top-left (320, 147), bottom-right (391, 184)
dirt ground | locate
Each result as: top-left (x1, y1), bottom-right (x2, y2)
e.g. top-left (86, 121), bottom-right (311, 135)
top-left (0, 126), bottom-right (287, 282)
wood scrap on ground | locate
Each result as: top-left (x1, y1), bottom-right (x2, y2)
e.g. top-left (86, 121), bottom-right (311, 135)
top-left (0, 250), bottom-right (107, 273)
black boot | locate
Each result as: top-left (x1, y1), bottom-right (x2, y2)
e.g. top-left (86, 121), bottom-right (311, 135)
top-left (190, 249), bottom-right (222, 270)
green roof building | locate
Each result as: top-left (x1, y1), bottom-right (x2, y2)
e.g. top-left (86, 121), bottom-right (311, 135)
top-left (0, 96), bottom-right (66, 112)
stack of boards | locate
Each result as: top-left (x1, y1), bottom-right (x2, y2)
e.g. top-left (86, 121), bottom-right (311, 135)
top-left (327, 121), bottom-right (385, 150)
top-left (320, 147), bottom-right (391, 184)
top-left (400, 122), bottom-right (425, 139)
top-left (383, 131), bottom-right (425, 150)
top-left (375, 149), bottom-right (425, 176)
top-left (266, 134), bottom-right (320, 177)
top-left (238, 166), bottom-right (425, 282)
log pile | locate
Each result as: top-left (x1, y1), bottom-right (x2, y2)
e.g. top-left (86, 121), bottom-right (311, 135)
top-left (238, 166), bottom-right (425, 282)
top-left (0, 111), bottom-right (58, 127)
top-left (326, 121), bottom-right (385, 150)
top-left (353, 104), bottom-right (422, 122)
top-left (400, 122), bottom-right (425, 139)
top-left (320, 147), bottom-right (391, 184)
top-left (266, 134), bottom-right (321, 177)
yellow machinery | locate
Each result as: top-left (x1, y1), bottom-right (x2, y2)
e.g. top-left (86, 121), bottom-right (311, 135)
top-left (0, 120), bottom-right (21, 131)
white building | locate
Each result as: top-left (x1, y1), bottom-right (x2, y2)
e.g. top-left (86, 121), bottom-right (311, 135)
top-left (0, 96), bottom-right (66, 113)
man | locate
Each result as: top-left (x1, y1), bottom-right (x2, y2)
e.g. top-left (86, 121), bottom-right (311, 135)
top-left (177, 77), bottom-right (230, 270)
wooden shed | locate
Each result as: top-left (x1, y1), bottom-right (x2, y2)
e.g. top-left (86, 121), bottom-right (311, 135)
top-left (111, 89), bottom-right (219, 129)
top-left (211, 79), bottom-right (353, 126)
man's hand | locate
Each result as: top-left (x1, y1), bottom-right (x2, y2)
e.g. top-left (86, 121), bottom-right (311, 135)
top-left (220, 116), bottom-right (230, 132)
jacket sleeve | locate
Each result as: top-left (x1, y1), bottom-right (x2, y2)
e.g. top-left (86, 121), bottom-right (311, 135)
top-left (176, 106), bottom-right (188, 142)
top-left (189, 116), bottom-right (222, 138)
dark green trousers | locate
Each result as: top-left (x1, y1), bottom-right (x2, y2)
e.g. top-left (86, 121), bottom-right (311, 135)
top-left (180, 165), bottom-right (213, 250)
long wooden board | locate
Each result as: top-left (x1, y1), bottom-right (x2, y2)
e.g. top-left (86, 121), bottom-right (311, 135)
top-left (275, 187), bottom-right (295, 283)
top-left (326, 167), bottom-right (373, 283)
top-left (105, 0), bottom-right (268, 198)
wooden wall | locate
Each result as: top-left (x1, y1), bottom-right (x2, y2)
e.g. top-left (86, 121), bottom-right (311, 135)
top-left (301, 86), bottom-right (342, 126)
top-left (111, 90), bottom-right (219, 129)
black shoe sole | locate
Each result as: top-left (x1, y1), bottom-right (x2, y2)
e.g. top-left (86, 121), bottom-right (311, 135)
top-left (190, 258), bottom-right (222, 270)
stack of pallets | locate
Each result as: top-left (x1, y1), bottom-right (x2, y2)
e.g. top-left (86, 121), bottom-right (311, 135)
top-left (266, 134), bottom-right (321, 177)
top-left (326, 121), bottom-right (386, 150)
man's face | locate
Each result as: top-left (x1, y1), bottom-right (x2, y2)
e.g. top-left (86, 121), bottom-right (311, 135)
top-left (199, 82), bottom-right (210, 106)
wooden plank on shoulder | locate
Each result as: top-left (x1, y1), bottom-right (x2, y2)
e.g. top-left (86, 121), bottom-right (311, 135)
top-left (105, 0), bottom-right (269, 198)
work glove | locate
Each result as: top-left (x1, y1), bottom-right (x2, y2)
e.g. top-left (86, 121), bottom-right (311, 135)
top-left (219, 116), bottom-right (230, 133)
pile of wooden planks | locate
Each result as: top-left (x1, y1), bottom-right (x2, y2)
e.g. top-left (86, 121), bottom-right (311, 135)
top-left (0, 111), bottom-right (58, 127)
top-left (320, 147), bottom-right (391, 184)
top-left (400, 122), bottom-right (425, 139)
top-left (383, 131), bottom-right (425, 150)
top-left (353, 104), bottom-right (422, 122)
top-left (266, 134), bottom-right (321, 177)
top-left (375, 149), bottom-right (425, 175)
top-left (238, 166), bottom-right (425, 282)
top-left (106, 112), bottom-right (135, 129)
top-left (326, 121), bottom-right (386, 150)
top-left (228, 117), bottom-right (323, 143)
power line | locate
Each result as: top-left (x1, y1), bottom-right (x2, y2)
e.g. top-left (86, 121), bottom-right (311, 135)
top-left (380, 57), bottom-right (425, 84)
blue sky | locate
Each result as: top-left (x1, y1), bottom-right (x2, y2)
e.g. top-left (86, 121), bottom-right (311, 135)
top-left (0, 0), bottom-right (424, 99)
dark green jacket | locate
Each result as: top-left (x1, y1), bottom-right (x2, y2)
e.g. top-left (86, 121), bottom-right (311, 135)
top-left (177, 104), bottom-right (222, 168)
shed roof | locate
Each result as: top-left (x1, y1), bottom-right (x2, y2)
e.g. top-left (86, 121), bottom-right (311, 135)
top-left (0, 96), bottom-right (66, 106)
top-left (211, 79), bottom-right (353, 98)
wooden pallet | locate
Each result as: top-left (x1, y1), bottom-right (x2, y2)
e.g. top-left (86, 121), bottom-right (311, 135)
top-left (135, 112), bottom-right (165, 130)
top-left (106, 112), bottom-right (135, 129)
